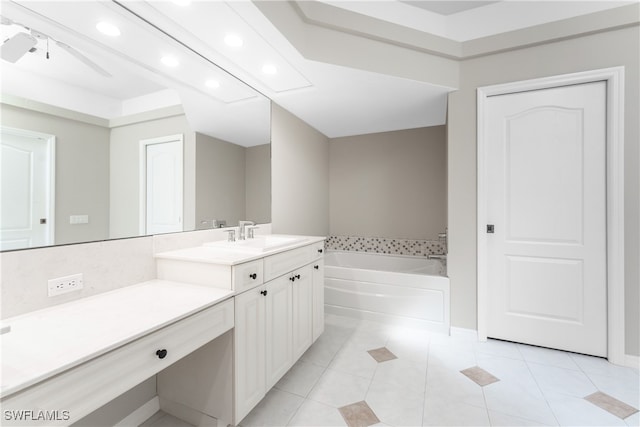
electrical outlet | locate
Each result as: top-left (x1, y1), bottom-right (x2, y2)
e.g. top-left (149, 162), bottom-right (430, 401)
top-left (48, 273), bottom-right (83, 297)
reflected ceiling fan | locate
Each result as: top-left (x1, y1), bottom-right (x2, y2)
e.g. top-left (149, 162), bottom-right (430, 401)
top-left (0, 15), bottom-right (112, 77)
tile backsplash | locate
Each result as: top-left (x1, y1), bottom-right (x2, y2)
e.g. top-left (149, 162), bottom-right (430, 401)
top-left (326, 235), bottom-right (445, 257)
top-left (0, 225), bottom-right (271, 320)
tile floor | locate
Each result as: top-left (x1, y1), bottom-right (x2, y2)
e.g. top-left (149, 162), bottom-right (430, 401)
top-left (239, 314), bottom-right (640, 427)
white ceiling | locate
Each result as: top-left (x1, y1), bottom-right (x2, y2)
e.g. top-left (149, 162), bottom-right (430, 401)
top-left (1, 0), bottom-right (634, 142)
top-left (317, 0), bottom-right (635, 42)
top-left (401, 1), bottom-right (499, 15)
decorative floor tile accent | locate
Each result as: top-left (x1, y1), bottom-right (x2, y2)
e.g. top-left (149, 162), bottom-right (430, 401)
top-left (338, 401), bottom-right (380, 427)
top-left (367, 347), bottom-right (398, 363)
top-left (460, 366), bottom-right (500, 386)
top-left (585, 391), bottom-right (639, 419)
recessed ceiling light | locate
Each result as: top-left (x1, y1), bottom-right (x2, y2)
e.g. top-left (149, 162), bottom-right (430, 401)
top-left (224, 34), bottom-right (243, 48)
top-left (96, 21), bottom-right (120, 37)
top-left (171, 0), bottom-right (191, 6)
top-left (206, 79), bottom-right (220, 89)
top-left (161, 56), bottom-right (179, 67)
top-left (262, 64), bottom-right (277, 75)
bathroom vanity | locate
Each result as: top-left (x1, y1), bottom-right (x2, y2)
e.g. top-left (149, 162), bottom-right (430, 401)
top-left (0, 282), bottom-right (235, 426)
top-left (154, 235), bottom-right (325, 425)
top-left (0, 234), bottom-right (325, 427)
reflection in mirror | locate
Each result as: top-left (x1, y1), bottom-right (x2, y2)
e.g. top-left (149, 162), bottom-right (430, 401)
top-left (0, 1), bottom-right (271, 251)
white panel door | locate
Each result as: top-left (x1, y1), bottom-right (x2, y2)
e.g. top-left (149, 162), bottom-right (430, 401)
top-left (0, 128), bottom-right (54, 250)
top-left (485, 81), bottom-right (607, 357)
top-left (144, 138), bottom-right (183, 235)
top-left (265, 275), bottom-right (293, 389)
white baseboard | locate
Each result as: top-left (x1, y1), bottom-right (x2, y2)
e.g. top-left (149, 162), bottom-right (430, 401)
top-left (450, 327), bottom-right (479, 340)
top-left (114, 396), bottom-right (159, 427)
top-left (624, 353), bottom-right (640, 370)
top-left (159, 396), bottom-right (219, 427)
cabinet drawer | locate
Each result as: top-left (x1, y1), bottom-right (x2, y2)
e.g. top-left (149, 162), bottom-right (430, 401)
top-left (310, 241), bottom-right (325, 258)
top-left (264, 246), bottom-right (313, 282)
top-left (1, 299), bottom-right (234, 426)
top-left (233, 260), bottom-right (264, 292)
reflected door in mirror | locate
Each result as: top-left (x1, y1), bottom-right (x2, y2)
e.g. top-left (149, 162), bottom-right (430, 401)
top-left (142, 134), bottom-right (183, 235)
top-left (0, 127), bottom-right (55, 250)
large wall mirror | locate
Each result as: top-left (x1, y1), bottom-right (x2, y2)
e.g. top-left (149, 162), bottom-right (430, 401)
top-left (0, 1), bottom-right (272, 251)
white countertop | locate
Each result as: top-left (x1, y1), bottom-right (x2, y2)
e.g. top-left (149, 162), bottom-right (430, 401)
top-left (154, 235), bottom-right (326, 265)
top-left (0, 280), bottom-right (234, 398)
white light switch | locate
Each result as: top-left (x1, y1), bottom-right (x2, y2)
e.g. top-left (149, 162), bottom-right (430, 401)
top-left (69, 215), bottom-right (89, 225)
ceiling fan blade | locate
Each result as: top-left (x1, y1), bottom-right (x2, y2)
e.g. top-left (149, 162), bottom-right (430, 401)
top-left (55, 40), bottom-right (112, 77)
top-left (1, 32), bottom-right (37, 63)
top-left (0, 16), bottom-right (14, 26)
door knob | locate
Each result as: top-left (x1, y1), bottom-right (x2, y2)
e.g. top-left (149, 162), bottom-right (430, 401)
top-left (156, 349), bottom-right (168, 359)
top-left (249, 273), bottom-right (257, 280)
top-left (260, 290), bottom-right (268, 296)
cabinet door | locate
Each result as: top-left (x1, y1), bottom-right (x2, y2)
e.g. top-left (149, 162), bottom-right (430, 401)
top-left (312, 259), bottom-right (325, 342)
top-left (265, 276), bottom-right (293, 389)
top-left (234, 287), bottom-right (266, 422)
top-left (293, 265), bottom-right (314, 359)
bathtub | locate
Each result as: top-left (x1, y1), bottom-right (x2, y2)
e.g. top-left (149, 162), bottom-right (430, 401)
top-left (324, 251), bottom-right (450, 333)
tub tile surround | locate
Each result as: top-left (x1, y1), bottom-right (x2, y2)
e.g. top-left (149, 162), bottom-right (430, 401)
top-left (238, 313), bottom-right (640, 427)
top-left (326, 236), bottom-right (445, 257)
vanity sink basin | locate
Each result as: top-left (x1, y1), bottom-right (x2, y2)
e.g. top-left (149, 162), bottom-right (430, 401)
top-left (205, 235), bottom-right (307, 253)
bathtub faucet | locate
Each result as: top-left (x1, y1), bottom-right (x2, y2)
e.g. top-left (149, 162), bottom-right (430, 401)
top-left (428, 253), bottom-right (447, 261)
top-left (438, 228), bottom-right (448, 254)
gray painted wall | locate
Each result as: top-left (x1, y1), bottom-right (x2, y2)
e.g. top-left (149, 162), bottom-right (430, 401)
top-left (271, 103), bottom-right (330, 236)
top-left (246, 143), bottom-right (272, 224)
top-left (329, 126), bottom-right (446, 240)
top-left (448, 25), bottom-right (639, 355)
top-left (109, 115), bottom-right (195, 239)
top-left (195, 132), bottom-right (246, 228)
top-left (0, 104), bottom-right (110, 245)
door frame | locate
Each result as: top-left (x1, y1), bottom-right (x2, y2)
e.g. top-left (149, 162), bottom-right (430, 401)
top-left (138, 134), bottom-right (183, 235)
top-left (476, 67), bottom-right (625, 365)
top-left (1, 126), bottom-right (56, 247)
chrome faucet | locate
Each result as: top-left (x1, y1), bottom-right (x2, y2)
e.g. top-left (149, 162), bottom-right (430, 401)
top-left (438, 228), bottom-right (448, 254)
top-left (246, 225), bottom-right (259, 239)
top-left (238, 220), bottom-right (255, 240)
top-left (428, 228), bottom-right (448, 262)
top-left (223, 229), bottom-right (236, 242)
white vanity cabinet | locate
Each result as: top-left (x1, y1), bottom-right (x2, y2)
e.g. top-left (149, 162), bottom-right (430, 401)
top-left (233, 273), bottom-right (294, 419)
top-left (292, 264), bottom-right (313, 360)
top-left (264, 274), bottom-right (294, 389)
top-left (235, 246), bottom-right (323, 422)
top-left (154, 236), bottom-right (325, 425)
top-left (0, 282), bottom-right (234, 427)
top-left (234, 284), bottom-right (267, 419)
top-left (312, 258), bottom-right (325, 341)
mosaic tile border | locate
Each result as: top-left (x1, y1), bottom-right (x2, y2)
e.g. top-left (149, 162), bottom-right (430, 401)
top-left (326, 235), bottom-right (445, 257)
